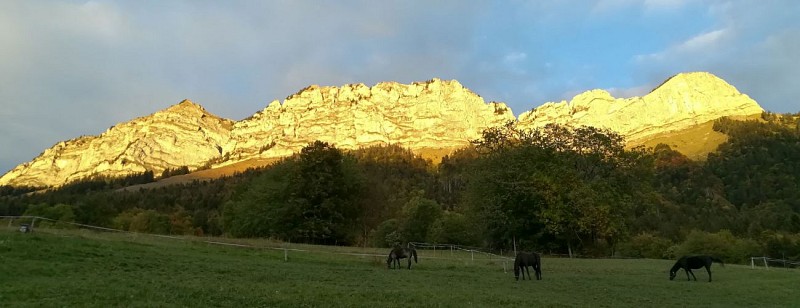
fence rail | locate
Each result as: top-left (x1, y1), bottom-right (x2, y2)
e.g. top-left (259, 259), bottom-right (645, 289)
top-left (0, 216), bottom-right (512, 271)
top-left (750, 256), bottom-right (800, 269)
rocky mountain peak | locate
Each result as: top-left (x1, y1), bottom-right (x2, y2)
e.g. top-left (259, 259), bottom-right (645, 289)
top-left (652, 72), bottom-right (740, 95)
top-left (157, 99), bottom-right (218, 119)
top-left (222, 78), bottom-right (515, 165)
top-left (0, 72), bottom-right (767, 188)
top-left (517, 72), bottom-right (763, 143)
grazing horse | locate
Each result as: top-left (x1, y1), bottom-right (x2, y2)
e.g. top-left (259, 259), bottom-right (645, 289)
top-left (669, 255), bottom-right (724, 282)
top-left (387, 247), bottom-right (418, 269)
top-left (514, 252), bottom-right (542, 281)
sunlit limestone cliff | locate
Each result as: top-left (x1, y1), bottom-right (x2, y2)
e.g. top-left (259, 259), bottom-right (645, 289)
top-left (0, 79), bottom-right (514, 187)
top-left (223, 79), bottom-right (514, 165)
top-left (0, 100), bottom-right (233, 187)
top-left (517, 72), bottom-right (764, 143)
top-left (0, 72), bottom-right (765, 188)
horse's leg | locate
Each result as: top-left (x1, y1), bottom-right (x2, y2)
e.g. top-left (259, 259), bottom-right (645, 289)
top-left (688, 269), bottom-right (697, 281)
top-left (407, 257), bottom-right (411, 269)
top-left (705, 265), bottom-right (712, 282)
top-left (525, 265), bottom-right (531, 280)
top-left (684, 269), bottom-right (691, 281)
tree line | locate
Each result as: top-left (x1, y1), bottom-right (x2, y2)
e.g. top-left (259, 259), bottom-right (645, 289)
top-left (2, 112), bottom-right (799, 263)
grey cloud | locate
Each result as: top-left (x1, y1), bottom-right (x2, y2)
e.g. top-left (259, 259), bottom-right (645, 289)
top-left (1, 0), bottom-right (797, 175)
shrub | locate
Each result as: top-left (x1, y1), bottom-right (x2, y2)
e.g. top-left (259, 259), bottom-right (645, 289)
top-left (675, 229), bottom-right (760, 264)
top-left (617, 233), bottom-right (674, 259)
top-left (370, 219), bottom-right (403, 247)
top-left (759, 231), bottom-right (800, 260)
top-left (427, 211), bottom-right (480, 246)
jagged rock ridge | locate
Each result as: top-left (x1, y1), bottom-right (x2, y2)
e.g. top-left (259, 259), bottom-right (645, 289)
top-left (517, 72), bottom-right (763, 143)
top-left (0, 72), bottom-right (764, 188)
top-left (0, 100), bottom-right (234, 187)
top-left (223, 79), bottom-right (514, 165)
top-left (0, 79), bottom-right (514, 187)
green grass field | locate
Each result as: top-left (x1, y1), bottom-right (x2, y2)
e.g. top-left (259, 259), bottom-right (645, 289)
top-left (1, 228), bottom-right (798, 307)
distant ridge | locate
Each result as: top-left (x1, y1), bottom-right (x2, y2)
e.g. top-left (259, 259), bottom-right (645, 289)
top-left (0, 72), bottom-right (764, 188)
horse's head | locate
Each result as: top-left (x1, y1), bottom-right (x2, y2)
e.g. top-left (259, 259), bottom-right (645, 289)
top-left (669, 270), bottom-right (677, 280)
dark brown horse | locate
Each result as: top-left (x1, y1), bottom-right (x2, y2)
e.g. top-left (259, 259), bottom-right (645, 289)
top-left (387, 247), bottom-right (418, 269)
top-left (514, 252), bottom-right (542, 281)
top-left (669, 255), bottom-right (724, 282)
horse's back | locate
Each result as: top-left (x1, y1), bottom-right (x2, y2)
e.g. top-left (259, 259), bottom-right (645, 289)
top-left (515, 252), bottom-right (540, 266)
top-left (681, 255), bottom-right (717, 269)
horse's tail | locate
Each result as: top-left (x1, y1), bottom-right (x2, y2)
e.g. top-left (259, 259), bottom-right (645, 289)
top-left (412, 248), bottom-right (418, 263)
top-left (711, 257), bottom-right (725, 267)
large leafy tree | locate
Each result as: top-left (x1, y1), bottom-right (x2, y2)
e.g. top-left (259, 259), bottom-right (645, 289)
top-left (351, 144), bottom-right (434, 244)
top-left (223, 141), bottom-right (364, 244)
top-left (284, 141), bottom-right (364, 244)
top-left (401, 192), bottom-right (442, 242)
top-left (466, 123), bottom-right (651, 255)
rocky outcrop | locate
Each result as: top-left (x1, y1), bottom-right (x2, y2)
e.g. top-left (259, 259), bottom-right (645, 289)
top-left (0, 100), bottom-right (233, 187)
top-left (0, 80), bottom-right (514, 187)
top-left (222, 79), bottom-right (514, 165)
top-left (517, 72), bottom-right (764, 142)
top-left (0, 72), bottom-right (766, 188)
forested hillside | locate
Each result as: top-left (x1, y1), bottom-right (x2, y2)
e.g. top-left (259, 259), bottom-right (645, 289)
top-left (2, 112), bottom-right (799, 262)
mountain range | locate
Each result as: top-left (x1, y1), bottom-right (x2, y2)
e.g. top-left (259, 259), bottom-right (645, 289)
top-left (0, 72), bottom-right (763, 188)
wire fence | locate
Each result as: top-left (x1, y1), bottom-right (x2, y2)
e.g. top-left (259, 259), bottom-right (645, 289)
top-left (1, 216), bottom-right (512, 272)
top-left (750, 256), bottom-right (800, 270)
top-left (409, 242), bottom-right (514, 273)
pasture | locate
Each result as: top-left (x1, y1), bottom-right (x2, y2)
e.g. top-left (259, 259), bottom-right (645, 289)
top-left (1, 228), bottom-right (798, 307)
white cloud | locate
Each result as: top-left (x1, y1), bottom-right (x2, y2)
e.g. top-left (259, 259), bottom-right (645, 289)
top-left (592, 0), bottom-right (688, 14)
top-left (504, 52), bottom-right (528, 64)
top-left (643, 0), bottom-right (689, 11)
top-left (635, 28), bottom-right (730, 62)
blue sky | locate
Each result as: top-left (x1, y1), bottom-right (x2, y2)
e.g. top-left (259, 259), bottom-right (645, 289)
top-left (1, 0), bottom-right (799, 174)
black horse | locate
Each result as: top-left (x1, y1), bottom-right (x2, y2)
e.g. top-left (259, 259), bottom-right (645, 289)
top-left (387, 247), bottom-right (418, 269)
top-left (669, 255), bottom-right (724, 282)
top-left (514, 252), bottom-right (542, 281)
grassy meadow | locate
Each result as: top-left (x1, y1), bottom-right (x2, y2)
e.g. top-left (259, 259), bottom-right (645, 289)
top-left (1, 227), bottom-right (798, 307)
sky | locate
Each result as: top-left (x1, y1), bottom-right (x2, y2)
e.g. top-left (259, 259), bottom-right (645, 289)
top-left (1, 0), bottom-right (799, 174)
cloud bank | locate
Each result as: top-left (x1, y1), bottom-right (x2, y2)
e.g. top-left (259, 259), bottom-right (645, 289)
top-left (0, 0), bottom-right (797, 174)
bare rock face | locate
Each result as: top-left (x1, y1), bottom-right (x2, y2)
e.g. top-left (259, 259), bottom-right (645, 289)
top-left (0, 72), bottom-right (766, 188)
top-left (0, 100), bottom-right (233, 187)
top-left (517, 72), bottom-right (764, 143)
top-left (221, 78), bottom-right (515, 166)
top-left (0, 80), bottom-right (513, 187)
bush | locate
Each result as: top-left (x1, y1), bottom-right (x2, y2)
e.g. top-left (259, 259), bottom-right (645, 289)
top-left (617, 233), bottom-right (674, 259)
top-left (759, 231), bottom-right (800, 260)
top-left (370, 219), bottom-right (403, 247)
top-left (401, 194), bottom-right (442, 242)
top-left (427, 211), bottom-right (480, 246)
top-left (675, 229), bottom-right (760, 264)
top-left (22, 203), bottom-right (76, 228)
top-left (128, 210), bottom-right (171, 234)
